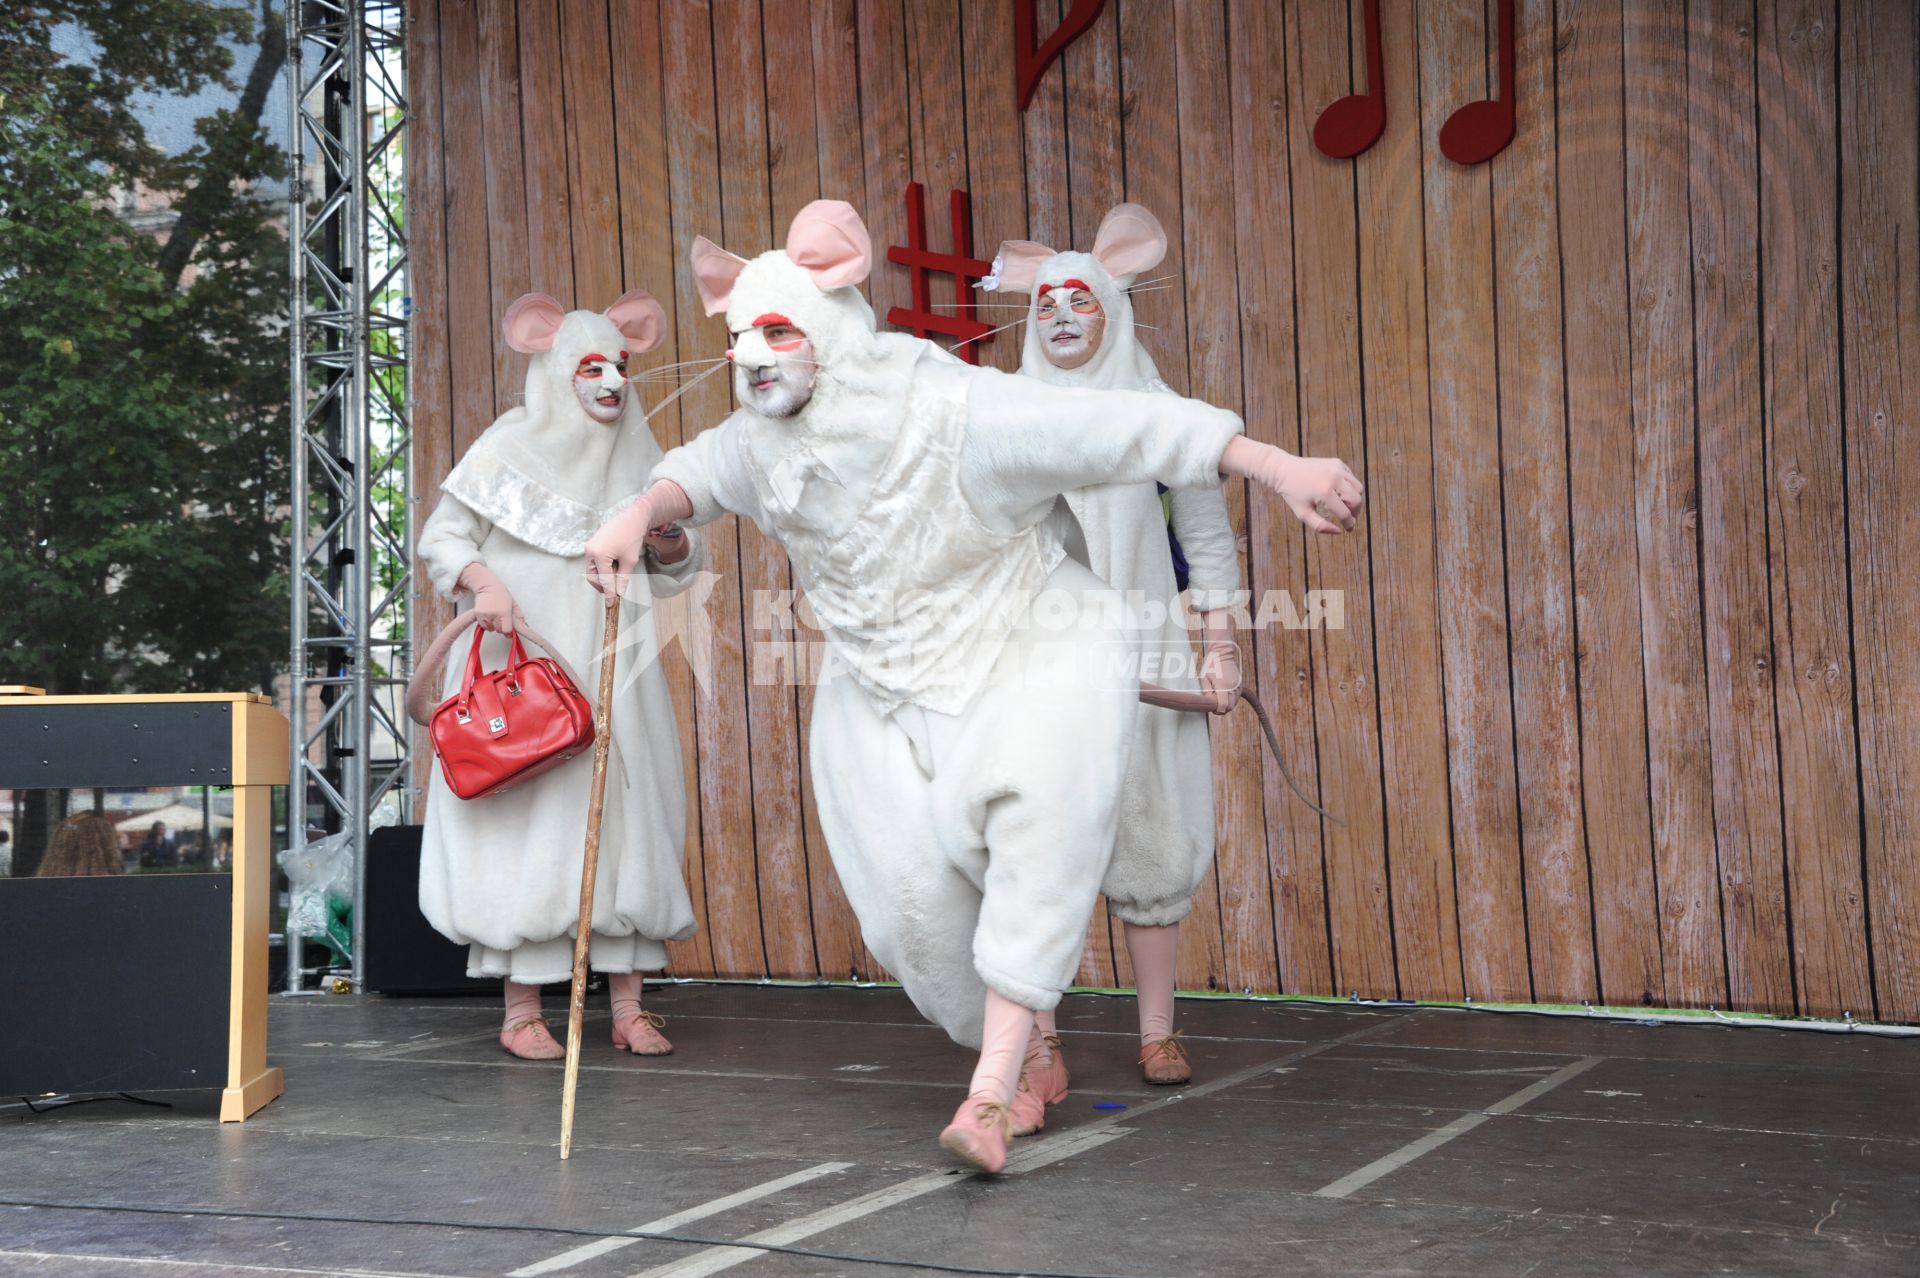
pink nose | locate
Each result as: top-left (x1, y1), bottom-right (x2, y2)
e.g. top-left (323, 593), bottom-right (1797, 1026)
top-left (725, 349), bottom-right (735, 362)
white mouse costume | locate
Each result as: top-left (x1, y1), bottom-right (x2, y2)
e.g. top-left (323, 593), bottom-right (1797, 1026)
top-left (627, 202), bottom-right (1245, 1047)
top-left (591, 202), bottom-right (1359, 1170)
top-left (416, 291), bottom-right (701, 985)
top-left (992, 204), bottom-right (1245, 928)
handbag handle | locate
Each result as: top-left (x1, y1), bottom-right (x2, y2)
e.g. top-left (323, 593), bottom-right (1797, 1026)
top-left (454, 624), bottom-right (537, 696)
top-left (405, 610), bottom-right (592, 727)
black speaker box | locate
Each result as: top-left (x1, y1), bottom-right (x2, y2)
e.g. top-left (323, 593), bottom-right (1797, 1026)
top-left (362, 824), bottom-right (497, 996)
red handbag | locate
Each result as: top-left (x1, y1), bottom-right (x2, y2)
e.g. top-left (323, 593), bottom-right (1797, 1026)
top-left (425, 622), bottom-right (596, 800)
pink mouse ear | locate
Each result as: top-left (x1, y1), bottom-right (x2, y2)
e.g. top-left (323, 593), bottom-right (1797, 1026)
top-left (785, 199), bottom-right (872, 289)
top-left (1090, 203), bottom-right (1167, 282)
top-left (986, 241), bottom-right (1056, 294)
top-left (604, 288), bottom-right (667, 352)
top-left (690, 237), bottom-right (749, 317)
top-left (502, 292), bottom-right (567, 353)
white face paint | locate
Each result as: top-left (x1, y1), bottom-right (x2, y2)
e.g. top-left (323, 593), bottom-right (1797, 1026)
top-left (731, 317), bottom-right (817, 418)
top-left (573, 350), bottom-right (630, 424)
top-left (1036, 284), bottom-right (1105, 371)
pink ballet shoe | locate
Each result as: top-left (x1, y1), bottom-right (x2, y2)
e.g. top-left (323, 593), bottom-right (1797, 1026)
top-left (500, 1017), bottom-right (566, 1061)
top-left (1140, 1031), bottom-right (1192, 1085)
top-left (611, 1008), bottom-right (674, 1056)
top-left (939, 1093), bottom-right (1013, 1174)
top-left (1009, 1074), bottom-right (1045, 1137)
top-left (1008, 1037), bottom-right (1070, 1137)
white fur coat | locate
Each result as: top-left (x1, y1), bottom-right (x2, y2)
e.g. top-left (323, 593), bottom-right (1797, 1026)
top-left (1013, 245), bottom-right (1247, 924)
top-left (415, 309), bottom-right (702, 984)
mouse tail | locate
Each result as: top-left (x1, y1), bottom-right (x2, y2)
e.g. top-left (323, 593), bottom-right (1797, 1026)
top-left (1238, 685), bottom-right (1343, 826)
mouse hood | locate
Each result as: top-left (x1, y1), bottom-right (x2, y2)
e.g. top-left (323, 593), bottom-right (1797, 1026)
top-left (689, 199), bottom-right (926, 515)
top-left (441, 289), bottom-right (670, 555)
top-left (988, 202), bottom-right (1169, 393)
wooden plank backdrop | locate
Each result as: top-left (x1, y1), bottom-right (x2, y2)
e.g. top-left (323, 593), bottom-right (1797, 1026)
top-left (406, 0), bottom-right (1920, 1020)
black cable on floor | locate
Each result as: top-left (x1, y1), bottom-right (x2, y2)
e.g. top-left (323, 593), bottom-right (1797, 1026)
top-left (14, 1094), bottom-right (173, 1115)
top-left (0, 1198), bottom-right (1158, 1278)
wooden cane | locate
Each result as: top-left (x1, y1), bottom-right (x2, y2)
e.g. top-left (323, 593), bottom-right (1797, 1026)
top-left (559, 593), bottom-right (622, 1159)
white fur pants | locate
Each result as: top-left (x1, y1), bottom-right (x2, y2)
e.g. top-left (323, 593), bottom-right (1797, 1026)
top-left (809, 560), bottom-right (1139, 1048)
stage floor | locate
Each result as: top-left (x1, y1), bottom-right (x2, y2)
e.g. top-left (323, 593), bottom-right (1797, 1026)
top-left (2, 985), bottom-right (1915, 1276)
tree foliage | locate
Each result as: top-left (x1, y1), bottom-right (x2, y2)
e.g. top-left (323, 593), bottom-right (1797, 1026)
top-left (0, 3), bottom-right (288, 694)
top-left (0, 2), bottom-right (252, 182)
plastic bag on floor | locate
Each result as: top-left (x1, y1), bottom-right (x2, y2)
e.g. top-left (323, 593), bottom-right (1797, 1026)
top-left (279, 832), bottom-right (353, 960)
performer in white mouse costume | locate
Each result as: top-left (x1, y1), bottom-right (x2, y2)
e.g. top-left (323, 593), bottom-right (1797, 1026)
top-left (988, 204), bottom-right (1325, 1129)
top-left (585, 201), bottom-right (1362, 1173)
top-left (417, 290), bottom-right (703, 1061)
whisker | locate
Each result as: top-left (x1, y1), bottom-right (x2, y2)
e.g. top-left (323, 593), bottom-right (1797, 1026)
top-left (630, 374), bottom-right (718, 385)
top-left (631, 367), bottom-right (727, 386)
top-left (630, 356), bottom-right (730, 380)
top-left (1127, 271), bottom-right (1181, 289)
top-left (1124, 283), bottom-right (1178, 295)
top-left (642, 359), bottom-right (729, 420)
top-left (636, 354), bottom-right (729, 371)
top-left (948, 315), bottom-right (1030, 353)
top-left (929, 301), bottom-right (1033, 310)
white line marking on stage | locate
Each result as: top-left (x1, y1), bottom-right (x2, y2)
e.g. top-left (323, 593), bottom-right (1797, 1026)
top-left (367, 1053), bottom-right (989, 1094)
top-left (628, 1130), bottom-right (1139, 1278)
top-left (627, 1171), bottom-right (959, 1278)
top-left (362, 1029), bottom-right (507, 1058)
top-left (1311, 1055), bottom-right (1606, 1200)
top-left (0, 1250), bottom-right (465, 1278)
top-left (1003, 1124), bottom-right (1133, 1173)
top-left (387, 1057), bottom-right (812, 1083)
top-left (507, 1163), bottom-right (853, 1277)
top-left (660, 1010), bottom-right (1325, 1047)
top-left (630, 1016), bottom-right (1406, 1277)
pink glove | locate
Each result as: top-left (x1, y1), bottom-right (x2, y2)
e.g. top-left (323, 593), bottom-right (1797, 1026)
top-left (1197, 610), bottom-right (1240, 714)
top-left (457, 562), bottom-right (522, 634)
top-left (585, 480), bottom-right (696, 597)
top-left (1220, 436), bottom-right (1364, 535)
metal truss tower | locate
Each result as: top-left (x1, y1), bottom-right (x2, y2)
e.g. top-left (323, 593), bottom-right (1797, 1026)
top-left (285, 0), bottom-right (411, 991)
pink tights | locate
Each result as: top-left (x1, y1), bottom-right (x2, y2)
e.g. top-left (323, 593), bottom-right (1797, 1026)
top-left (502, 973), bottom-right (646, 1031)
top-left (607, 971), bottom-right (645, 1024)
top-left (1025, 1008), bottom-right (1059, 1069)
top-left (968, 990), bottom-right (1037, 1104)
top-left (979, 922), bottom-right (1178, 1093)
top-left (1124, 922), bottom-right (1179, 1042)
top-left (503, 980), bottom-right (543, 1030)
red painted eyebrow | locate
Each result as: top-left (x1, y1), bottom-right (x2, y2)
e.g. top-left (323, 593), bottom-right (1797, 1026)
top-left (577, 352), bottom-right (623, 365)
top-left (752, 313), bottom-right (793, 328)
top-left (1038, 279), bottom-right (1092, 296)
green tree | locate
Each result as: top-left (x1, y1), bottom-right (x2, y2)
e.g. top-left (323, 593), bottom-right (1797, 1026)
top-left (0, 2), bottom-right (253, 184)
top-left (2, 5), bottom-right (290, 874)
top-left (0, 3), bottom-right (289, 697)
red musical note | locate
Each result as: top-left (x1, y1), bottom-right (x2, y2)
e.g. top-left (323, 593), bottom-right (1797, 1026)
top-left (1312, 0), bottom-right (1386, 159)
top-left (1439, 0), bottom-right (1516, 165)
top-left (1014, 0), bottom-right (1110, 113)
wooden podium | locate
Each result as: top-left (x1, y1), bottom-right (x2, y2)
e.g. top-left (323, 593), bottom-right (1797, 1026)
top-left (0, 689), bottom-right (287, 1121)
